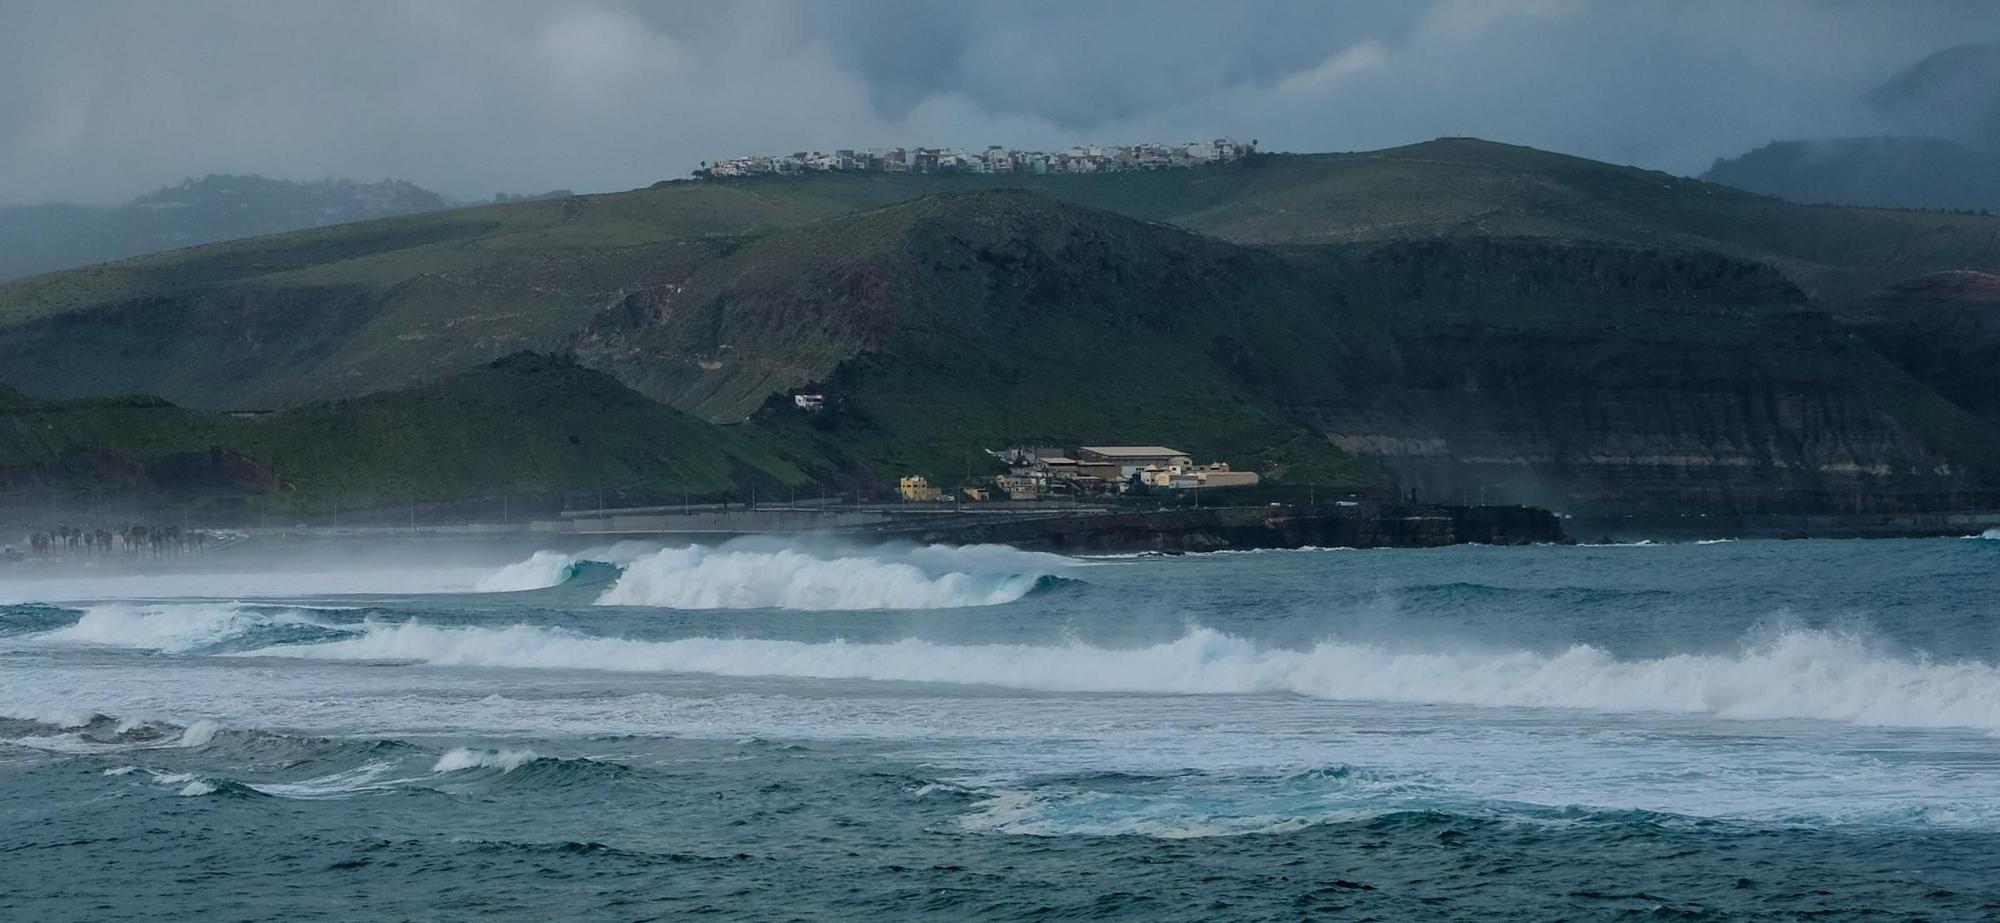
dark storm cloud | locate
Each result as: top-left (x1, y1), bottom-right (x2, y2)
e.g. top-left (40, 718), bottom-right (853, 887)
top-left (798, 0), bottom-right (1413, 127)
top-left (1, 0), bottom-right (1996, 206)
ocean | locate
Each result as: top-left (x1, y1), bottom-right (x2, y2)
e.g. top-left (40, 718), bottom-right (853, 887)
top-left (3, 535), bottom-right (1998, 920)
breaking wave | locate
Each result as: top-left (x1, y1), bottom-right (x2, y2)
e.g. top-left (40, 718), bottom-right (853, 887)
top-left (474, 551), bottom-right (580, 593)
top-left (433, 747), bottom-right (541, 773)
top-left (246, 623), bottom-right (2000, 733)
top-left (17, 603), bottom-right (358, 654)
top-left (957, 766), bottom-right (1414, 838)
top-left (472, 540), bottom-right (1076, 609)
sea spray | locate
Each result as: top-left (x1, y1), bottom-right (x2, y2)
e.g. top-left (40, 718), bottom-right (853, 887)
top-left (432, 747), bottom-right (541, 773)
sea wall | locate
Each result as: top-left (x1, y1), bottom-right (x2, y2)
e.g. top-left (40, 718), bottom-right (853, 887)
top-left (901, 503), bottom-right (1565, 553)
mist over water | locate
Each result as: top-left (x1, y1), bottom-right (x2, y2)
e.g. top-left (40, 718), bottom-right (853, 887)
top-left (4, 536), bottom-right (2000, 919)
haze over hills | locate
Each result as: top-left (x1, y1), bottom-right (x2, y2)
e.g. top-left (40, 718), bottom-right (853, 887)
top-left (3, 138), bottom-right (2000, 519)
top-left (1701, 45), bottom-right (2000, 214)
top-left (0, 175), bottom-right (579, 283)
top-left (1868, 43), bottom-right (2000, 153)
top-left (0, 175), bottom-right (455, 283)
top-left (1703, 138), bottom-right (2000, 214)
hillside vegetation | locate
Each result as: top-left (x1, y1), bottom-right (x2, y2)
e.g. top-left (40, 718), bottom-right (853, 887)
top-left (0, 355), bottom-right (822, 517)
top-left (7, 139), bottom-right (2000, 411)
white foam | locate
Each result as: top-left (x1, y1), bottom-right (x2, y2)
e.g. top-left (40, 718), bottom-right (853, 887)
top-left (0, 704), bottom-right (98, 729)
top-left (102, 765), bottom-right (138, 776)
top-left (176, 719), bottom-right (221, 748)
top-left (252, 622), bottom-right (2000, 734)
top-left (958, 788), bottom-right (1352, 838)
top-left (432, 747), bottom-right (540, 773)
top-left (595, 543), bottom-right (1061, 609)
top-left (24, 603), bottom-right (323, 654)
top-left (247, 761), bottom-right (404, 798)
top-left (176, 780), bottom-right (217, 797)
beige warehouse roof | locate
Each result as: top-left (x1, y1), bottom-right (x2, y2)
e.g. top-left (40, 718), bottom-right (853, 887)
top-left (1079, 446), bottom-right (1188, 457)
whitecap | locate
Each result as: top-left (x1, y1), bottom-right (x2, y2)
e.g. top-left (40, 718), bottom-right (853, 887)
top-left (595, 542), bottom-right (1063, 610)
top-left (432, 747), bottom-right (540, 773)
top-left (250, 622), bottom-right (2000, 734)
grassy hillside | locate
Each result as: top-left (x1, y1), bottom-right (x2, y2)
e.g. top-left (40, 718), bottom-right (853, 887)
top-left (0, 354), bottom-right (824, 517)
top-left (574, 189), bottom-right (1385, 486)
top-left (4, 138), bottom-right (1998, 413)
top-left (673, 139), bottom-right (2000, 299)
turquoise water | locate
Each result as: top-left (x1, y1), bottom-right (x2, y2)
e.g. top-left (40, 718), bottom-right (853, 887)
top-left (3, 536), bottom-right (1999, 920)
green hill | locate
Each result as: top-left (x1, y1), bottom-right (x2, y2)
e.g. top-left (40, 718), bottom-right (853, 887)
top-left (5, 139), bottom-right (1999, 413)
top-left (575, 189), bottom-right (1384, 486)
top-left (0, 354), bottom-right (822, 518)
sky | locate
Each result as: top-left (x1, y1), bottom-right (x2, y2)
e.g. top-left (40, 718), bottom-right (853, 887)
top-left (3, 0), bottom-right (1998, 206)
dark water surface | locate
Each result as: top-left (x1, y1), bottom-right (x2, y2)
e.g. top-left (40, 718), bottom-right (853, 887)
top-left (3, 537), bottom-right (1999, 920)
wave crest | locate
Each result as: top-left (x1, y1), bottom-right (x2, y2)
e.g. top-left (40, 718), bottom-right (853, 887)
top-left (244, 622), bottom-right (2000, 733)
top-left (473, 551), bottom-right (579, 593)
top-left (594, 542), bottom-right (1069, 610)
top-left (22, 603), bottom-right (355, 654)
top-left (432, 747), bottom-right (541, 773)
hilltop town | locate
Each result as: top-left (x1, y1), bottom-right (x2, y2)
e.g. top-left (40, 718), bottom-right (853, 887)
top-left (702, 138), bottom-right (1253, 178)
top-left (895, 444), bottom-right (1260, 503)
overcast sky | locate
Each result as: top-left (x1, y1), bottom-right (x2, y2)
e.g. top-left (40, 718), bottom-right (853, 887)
top-left (4, 0), bottom-right (1998, 205)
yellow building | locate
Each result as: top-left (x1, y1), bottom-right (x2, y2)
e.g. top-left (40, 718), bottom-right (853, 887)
top-left (898, 475), bottom-right (942, 502)
top-left (1139, 462), bottom-right (1260, 490)
top-left (1194, 463), bottom-right (1260, 489)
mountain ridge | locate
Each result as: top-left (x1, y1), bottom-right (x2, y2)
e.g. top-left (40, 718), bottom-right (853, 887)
top-left (3, 137), bottom-right (2000, 518)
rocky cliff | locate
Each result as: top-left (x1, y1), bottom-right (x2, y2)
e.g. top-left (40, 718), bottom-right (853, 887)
top-left (1311, 243), bottom-right (2000, 515)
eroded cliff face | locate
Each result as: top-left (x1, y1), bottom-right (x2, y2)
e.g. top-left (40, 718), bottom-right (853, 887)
top-left (1322, 374), bottom-right (1993, 515)
top-left (1310, 245), bottom-right (2000, 516)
